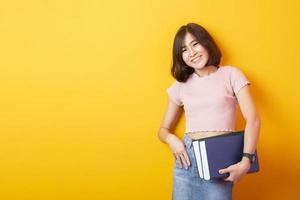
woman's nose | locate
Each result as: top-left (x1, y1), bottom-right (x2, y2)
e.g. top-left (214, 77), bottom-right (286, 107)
top-left (188, 48), bottom-right (197, 58)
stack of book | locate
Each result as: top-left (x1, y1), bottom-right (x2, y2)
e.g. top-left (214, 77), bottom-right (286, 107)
top-left (191, 130), bottom-right (259, 180)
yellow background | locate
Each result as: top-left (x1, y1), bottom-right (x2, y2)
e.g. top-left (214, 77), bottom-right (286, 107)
top-left (0, 0), bottom-right (299, 199)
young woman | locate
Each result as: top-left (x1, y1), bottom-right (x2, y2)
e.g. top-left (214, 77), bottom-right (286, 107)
top-left (157, 23), bottom-right (261, 200)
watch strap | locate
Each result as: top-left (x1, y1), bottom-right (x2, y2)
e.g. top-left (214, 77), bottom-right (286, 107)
top-left (243, 153), bottom-right (255, 163)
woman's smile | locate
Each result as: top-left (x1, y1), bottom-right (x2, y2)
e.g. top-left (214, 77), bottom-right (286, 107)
top-left (191, 55), bottom-right (202, 63)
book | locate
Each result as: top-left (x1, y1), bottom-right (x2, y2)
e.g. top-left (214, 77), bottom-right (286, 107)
top-left (191, 130), bottom-right (259, 180)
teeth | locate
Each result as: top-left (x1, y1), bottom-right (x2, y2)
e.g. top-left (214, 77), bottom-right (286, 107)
top-left (191, 56), bottom-right (201, 62)
top-left (193, 57), bottom-right (200, 62)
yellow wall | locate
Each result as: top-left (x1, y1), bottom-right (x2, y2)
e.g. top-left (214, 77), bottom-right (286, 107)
top-left (0, 0), bottom-right (299, 199)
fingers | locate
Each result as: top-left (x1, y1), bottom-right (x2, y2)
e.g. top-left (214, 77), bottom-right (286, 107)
top-left (224, 177), bottom-right (233, 182)
top-left (182, 151), bottom-right (191, 167)
top-left (224, 178), bottom-right (234, 182)
top-left (174, 151), bottom-right (190, 169)
top-left (224, 175), bottom-right (239, 183)
top-left (179, 154), bottom-right (189, 169)
top-left (174, 154), bottom-right (182, 168)
top-left (219, 168), bottom-right (229, 174)
top-left (220, 164), bottom-right (244, 183)
top-left (220, 167), bottom-right (232, 181)
top-left (223, 169), bottom-right (239, 183)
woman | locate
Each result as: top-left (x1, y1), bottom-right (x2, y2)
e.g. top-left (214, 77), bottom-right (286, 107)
top-left (157, 23), bottom-right (261, 200)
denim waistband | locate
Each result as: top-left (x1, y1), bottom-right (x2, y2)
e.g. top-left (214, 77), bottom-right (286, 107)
top-left (183, 130), bottom-right (244, 149)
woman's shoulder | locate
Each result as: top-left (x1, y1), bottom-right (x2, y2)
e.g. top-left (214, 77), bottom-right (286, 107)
top-left (219, 65), bottom-right (247, 76)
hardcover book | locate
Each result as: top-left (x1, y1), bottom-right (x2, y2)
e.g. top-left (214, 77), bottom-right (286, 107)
top-left (192, 130), bottom-right (259, 180)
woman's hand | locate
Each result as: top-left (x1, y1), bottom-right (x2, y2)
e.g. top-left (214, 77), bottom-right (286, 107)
top-left (166, 134), bottom-right (191, 169)
top-left (218, 158), bottom-right (251, 183)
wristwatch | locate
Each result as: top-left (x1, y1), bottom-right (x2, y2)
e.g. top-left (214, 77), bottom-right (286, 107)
top-left (242, 153), bottom-right (256, 164)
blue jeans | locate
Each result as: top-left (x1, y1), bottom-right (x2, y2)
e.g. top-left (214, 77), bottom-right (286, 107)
top-left (172, 133), bottom-right (234, 200)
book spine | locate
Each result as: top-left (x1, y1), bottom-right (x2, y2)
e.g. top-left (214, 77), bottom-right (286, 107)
top-left (192, 141), bottom-right (203, 179)
top-left (200, 141), bottom-right (210, 180)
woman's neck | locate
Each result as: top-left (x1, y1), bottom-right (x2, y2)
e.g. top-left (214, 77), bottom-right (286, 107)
top-left (194, 65), bottom-right (218, 77)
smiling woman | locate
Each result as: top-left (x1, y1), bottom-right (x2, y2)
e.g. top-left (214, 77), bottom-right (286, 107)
top-left (157, 23), bottom-right (261, 200)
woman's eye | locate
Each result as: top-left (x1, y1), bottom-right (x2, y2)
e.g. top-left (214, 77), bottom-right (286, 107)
top-left (193, 42), bottom-right (199, 46)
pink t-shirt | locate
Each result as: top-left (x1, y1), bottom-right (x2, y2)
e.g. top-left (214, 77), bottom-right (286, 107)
top-left (166, 65), bottom-right (251, 133)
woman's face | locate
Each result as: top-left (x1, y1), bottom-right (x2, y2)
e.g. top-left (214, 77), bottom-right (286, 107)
top-left (181, 32), bottom-right (209, 69)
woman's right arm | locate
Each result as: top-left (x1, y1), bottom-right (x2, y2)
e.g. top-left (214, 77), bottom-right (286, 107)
top-left (157, 98), bottom-right (182, 143)
top-left (157, 99), bottom-right (190, 169)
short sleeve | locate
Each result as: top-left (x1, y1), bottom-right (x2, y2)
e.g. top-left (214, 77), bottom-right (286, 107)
top-left (166, 81), bottom-right (183, 106)
top-left (230, 67), bottom-right (251, 96)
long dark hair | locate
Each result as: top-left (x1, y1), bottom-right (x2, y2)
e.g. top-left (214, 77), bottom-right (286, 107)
top-left (171, 23), bottom-right (222, 82)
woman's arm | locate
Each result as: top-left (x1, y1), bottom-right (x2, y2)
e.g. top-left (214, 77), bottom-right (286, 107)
top-left (237, 85), bottom-right (261, 163)
top-left (157, 99), bottom-right (190, 169)
top-left (157, 99), bottom-right (183, 143)
top-left (219, 85), bottom-right (261, 182)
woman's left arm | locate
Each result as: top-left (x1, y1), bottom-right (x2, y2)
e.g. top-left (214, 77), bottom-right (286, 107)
top-left (219, 85), bottom-right (261, 183)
